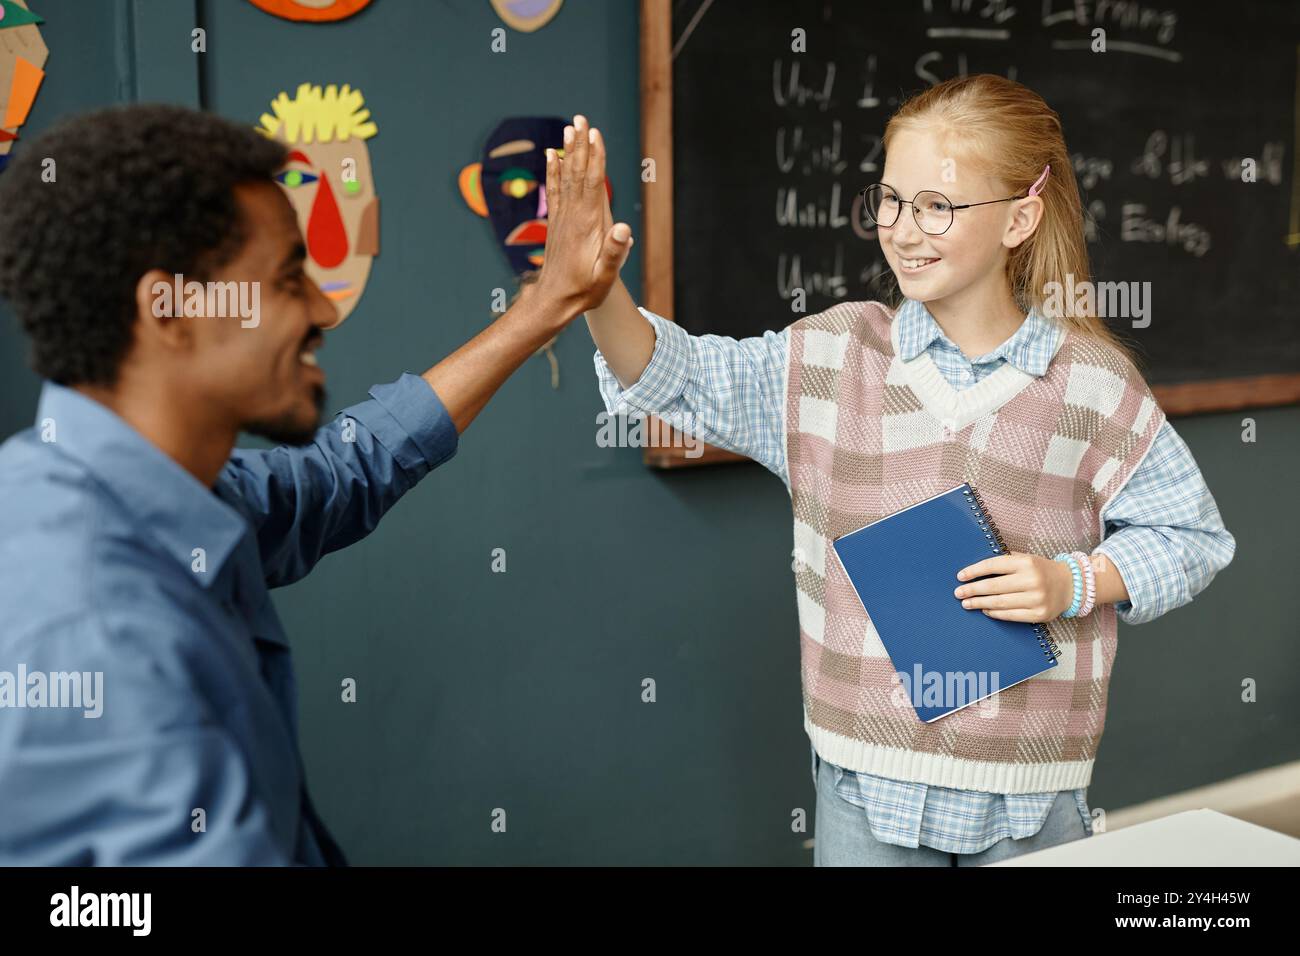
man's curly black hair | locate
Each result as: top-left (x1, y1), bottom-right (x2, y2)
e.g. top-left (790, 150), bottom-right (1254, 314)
top-left (0, 104), bottom-right (288, 386)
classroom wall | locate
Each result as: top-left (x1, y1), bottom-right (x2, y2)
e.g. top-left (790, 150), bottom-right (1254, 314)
top-left (0, 0), bottom-right (1295, 865)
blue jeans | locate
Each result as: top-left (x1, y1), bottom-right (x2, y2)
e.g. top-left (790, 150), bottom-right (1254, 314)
top-left (811, 746), bottom-right (1089, 866)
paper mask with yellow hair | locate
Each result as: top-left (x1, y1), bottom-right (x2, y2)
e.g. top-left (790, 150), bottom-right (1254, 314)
top-left (258, 82), bottom-right (378, 326)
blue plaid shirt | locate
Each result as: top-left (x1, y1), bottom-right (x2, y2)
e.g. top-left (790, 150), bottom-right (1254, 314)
top-left (592, 297), bottom-right (1235, 854)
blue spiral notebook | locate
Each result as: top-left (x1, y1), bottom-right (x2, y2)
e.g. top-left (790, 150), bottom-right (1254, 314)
top-left (830, 483), bottom-right (1060, 723)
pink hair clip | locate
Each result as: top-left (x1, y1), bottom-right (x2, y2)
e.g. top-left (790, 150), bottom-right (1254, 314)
top-left (1027, 164), bottom-right (1051, 197)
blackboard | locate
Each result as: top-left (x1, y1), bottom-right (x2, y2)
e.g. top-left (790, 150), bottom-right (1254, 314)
top-left (647, 0), bottom-right (1300, 421)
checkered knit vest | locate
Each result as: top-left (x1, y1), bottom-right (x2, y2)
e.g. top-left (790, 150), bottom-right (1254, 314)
top-left (786, 301), bottom-right (1165, 793)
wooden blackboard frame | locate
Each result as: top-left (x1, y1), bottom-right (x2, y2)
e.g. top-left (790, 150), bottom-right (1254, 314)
top-left (638, 0), bottom-right (744, 467)
top-left (637, 0), bottom-right (1300, 469)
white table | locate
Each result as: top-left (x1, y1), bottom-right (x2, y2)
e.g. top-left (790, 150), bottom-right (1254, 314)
top-left (990, 808), bottom-right (1300, 865)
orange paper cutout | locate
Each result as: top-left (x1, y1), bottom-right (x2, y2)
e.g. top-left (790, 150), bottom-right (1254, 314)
top-left (3, 54), bottom-right (42, 128)
top-left (246, 0), bottom-right (371, 22)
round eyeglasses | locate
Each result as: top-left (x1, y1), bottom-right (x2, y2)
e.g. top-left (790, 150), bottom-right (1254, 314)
top-left (860, 183), bottom-right (1028, 236)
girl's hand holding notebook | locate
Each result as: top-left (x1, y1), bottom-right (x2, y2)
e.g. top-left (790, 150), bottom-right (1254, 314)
top-left (953, 553), bottom-right (1077, 623)
top-left (956, 550), bottom-right (1132, 623)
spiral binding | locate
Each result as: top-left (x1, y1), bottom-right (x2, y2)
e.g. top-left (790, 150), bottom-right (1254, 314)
top-left (961, 484), bottom-right (1061, 663)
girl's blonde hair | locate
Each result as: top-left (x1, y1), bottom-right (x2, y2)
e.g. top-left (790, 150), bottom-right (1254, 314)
top-left (881, 74), bottom-right (1138, 367)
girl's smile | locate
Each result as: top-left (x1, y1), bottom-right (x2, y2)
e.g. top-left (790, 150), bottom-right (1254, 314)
top-left (898, 255), bottom-right (942, 273)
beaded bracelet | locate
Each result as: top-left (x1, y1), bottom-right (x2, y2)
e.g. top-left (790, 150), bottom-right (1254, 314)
top-left (1054, 552), bottom-right (1084, 618)
top-left (1072, 550), bottom-right (1097, 617)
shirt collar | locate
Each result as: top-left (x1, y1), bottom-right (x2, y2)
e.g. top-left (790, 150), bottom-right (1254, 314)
top-left (35, 382), bottom-right (248, 587)
top-left (894, 297), bottom-right (1061, 377)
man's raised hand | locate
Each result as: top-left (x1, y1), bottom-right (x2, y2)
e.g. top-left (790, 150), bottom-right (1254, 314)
top-left (533, 114), bottom-right (633, 318)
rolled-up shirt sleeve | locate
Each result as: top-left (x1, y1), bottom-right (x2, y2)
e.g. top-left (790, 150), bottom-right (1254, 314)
top-left (592, 307), bottom-right (791, 481)
top-left (1093, 420), bottom-right (1236, 625)
top-left (222, 372), bottom-right (459, 588)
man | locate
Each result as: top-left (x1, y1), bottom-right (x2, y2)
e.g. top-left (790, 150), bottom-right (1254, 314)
top-left (0, 105), bottom-right (626, 864)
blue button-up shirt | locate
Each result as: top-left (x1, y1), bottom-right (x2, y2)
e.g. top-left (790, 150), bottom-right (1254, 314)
top-left (592, 297), bottom-right (1235, 853)
top-left (0, 373), bottom-right (457, 864)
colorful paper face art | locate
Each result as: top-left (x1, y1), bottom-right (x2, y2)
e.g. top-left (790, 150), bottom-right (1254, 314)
top-left (0, 0), bottom-right (47, 174)
top-left (258, 83), bottom-right (379, 327)
top-left (489, 0), bottom-right (563, 33)
top-left (246, 0), bottom-right (372, 22)
top-left (459, 116), bottom-right (612, 276)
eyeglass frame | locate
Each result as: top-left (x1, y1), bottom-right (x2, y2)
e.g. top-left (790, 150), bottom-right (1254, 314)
top-left (859, 182), bottom-right (1031, 236)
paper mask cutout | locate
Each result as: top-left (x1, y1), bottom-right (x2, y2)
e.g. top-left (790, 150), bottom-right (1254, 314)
top-left (489, 0), bottom-right (563, 33)
top-left (0, 0), bottom-right (42, 27)
top-left (257, 83), bottom-right (379, 327)
top-left (0, 0), bottom-right (46, 174)
top-left (459, 116), bottom-right (613, 276)
top-left (246, 0), bottom-right (372, 22)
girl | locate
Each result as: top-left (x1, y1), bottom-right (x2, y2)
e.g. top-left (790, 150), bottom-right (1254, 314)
top-left (577, 75), bottom-right (1235, 866)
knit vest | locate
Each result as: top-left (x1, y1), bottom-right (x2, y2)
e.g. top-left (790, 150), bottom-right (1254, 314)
top-left (786, 300), bottom-right (1165, 793)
